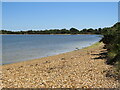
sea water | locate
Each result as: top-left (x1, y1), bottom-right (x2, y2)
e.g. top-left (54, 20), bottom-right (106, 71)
top-left (2, 35), bottom-right (102, 64)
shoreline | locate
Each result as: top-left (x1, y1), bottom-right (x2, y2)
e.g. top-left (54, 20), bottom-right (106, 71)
top-left (1, 34), bottom-right (99, 35)
top-left (1, 42), bottom-right (119, 88)
top-left (2, 42), bottom-right (100, 66)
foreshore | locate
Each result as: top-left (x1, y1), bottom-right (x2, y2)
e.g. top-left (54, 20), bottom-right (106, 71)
top-left (1, 42), bottom-right (119, 88)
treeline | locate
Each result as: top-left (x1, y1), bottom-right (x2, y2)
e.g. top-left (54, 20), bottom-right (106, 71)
top-left (0, 27), bottom-right (103, 35)
top-left (100, 22), bottom-right (120, 76)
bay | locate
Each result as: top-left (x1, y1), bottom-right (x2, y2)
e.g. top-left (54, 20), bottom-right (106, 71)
top-left (2, 35), bottom-right (102, 64)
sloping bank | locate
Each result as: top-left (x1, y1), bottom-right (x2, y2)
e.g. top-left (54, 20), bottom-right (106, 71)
top-left (1, 42), bottom-right (119, 88)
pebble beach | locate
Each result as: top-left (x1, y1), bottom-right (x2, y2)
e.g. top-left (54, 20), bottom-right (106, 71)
top-left (1, 42), bottom-right (119, 88)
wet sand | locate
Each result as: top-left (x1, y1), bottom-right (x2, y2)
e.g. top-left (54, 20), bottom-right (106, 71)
top-left (1, 42), bottom-right (119, 88)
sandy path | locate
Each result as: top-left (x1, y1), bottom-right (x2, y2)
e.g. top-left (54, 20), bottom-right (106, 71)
top-left (1, 43), bottom-right (119, 88)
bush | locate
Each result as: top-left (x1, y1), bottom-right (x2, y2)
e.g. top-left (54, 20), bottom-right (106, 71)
top-left (100, 22), bottom-right (120, 74)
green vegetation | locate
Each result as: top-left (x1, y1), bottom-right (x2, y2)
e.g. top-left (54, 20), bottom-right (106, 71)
top-left (0, 27), bottom-right (102, 35)
top-left (83, 42), bottom-right (101, 50)
top-left (100, 22), bottom-right (120, 77)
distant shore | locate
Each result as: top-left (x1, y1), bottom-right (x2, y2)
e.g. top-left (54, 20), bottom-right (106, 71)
top-left (1, 34), bottom-right (97, 35)
top-left (1, 42), bottom-right (119, 88)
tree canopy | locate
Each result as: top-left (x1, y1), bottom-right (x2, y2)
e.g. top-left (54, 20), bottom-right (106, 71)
top-left (0, 27), bottom-right (104, 35)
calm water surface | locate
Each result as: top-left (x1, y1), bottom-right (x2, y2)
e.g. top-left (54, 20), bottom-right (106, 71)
top-left (2, 35), bottom-right (102, 64)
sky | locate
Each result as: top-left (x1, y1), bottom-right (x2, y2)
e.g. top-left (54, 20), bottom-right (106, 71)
top-left (118, 2), bottom-right (120, 22)
top-left (2, 2), bottom-right (118, 31)
top-left (2, 0), bottom-right (120, 2)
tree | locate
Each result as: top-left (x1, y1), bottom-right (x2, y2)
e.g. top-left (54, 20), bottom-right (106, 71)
top-left (70, 28), bottom-right (79, 34)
